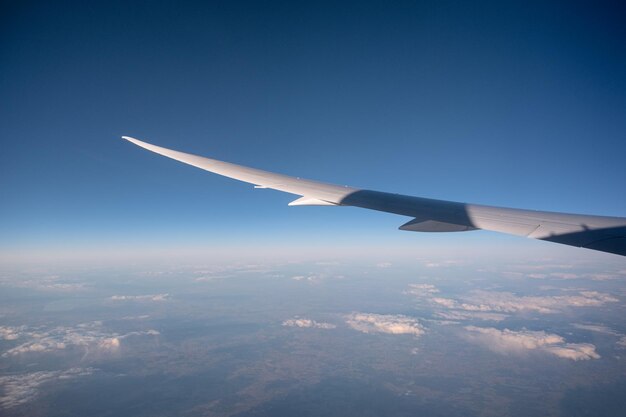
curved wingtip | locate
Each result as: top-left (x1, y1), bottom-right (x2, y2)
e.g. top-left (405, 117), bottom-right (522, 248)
top-left (122, 135), bottom-right (141, 144)
top-left (122, 136), bottom-right (155, 150)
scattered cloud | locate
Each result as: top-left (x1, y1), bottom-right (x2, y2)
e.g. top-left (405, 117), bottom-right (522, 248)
top-left (375, 262), bottom-right (392, 268)
top-left (0, 368), bottom-right (95, 409)
top-left (587, 273), bottom-right (620, 281)
top-left (509, 264), bottom-right (575, 271)
top-left (430, 290), bottom-right (618, 314)
top-left (506, 264), bottom-right (625, 281)
top-left (407, 282), bottom-right (619, 338)
top-left (110, 294), bottom-right (169, 302)
top-left (345, 313), bottom-right (425, 337)
top-left (571, 323), bottom-right (619, 335)
top-left (464, 326), bottom-right (600, 361)
top-left (431, 297), bottom-right (457, 309)
top-left (1, 322), bottom-right (159, 357)
top-left (0, 326), bottom-right (26, 341)
top-left (421, 260), bottom-right (461, 268)
top-left (0, 274), bottom-right (86, 292)
top-left (543, 344), bottom-right (600, 361)
top-left (121, 315), bottom-right (151, 320)
top-left (291, 275), bottom-right (308, 281)
top-left (291, 274), bottom-right (343, 283)
top-left (194, 276), bottom-right (220, 282)
top-left (407, 284), bottom-right (509, 321)
top-left (549, 272), bottom-right (580, 279)
top-left (282, 318), bottom-right (336, 329)
top-left (434, 311), bottom-right (508, 322)
top-left (405, 284), bottom-right (439, 297)
top-left (572, 323), bottom-right (626, 349)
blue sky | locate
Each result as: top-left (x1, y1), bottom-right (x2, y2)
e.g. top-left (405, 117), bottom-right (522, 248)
top-left (1, 0), bottom-right (625, 259)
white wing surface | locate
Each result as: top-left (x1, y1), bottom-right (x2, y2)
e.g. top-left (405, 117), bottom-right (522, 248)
top-left (123, 137), bottom-right (626, 257)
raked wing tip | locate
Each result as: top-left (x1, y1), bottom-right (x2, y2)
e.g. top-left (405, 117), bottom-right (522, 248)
top-left (121, 136), bottom-right (146, 146)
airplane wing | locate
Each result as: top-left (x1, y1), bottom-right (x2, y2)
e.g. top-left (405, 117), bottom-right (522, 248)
top-left (123, 136), bottom-right (626, 257)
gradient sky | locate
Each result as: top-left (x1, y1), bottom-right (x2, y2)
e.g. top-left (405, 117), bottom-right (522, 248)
top-left (1, 0), bottom-right (625, 259)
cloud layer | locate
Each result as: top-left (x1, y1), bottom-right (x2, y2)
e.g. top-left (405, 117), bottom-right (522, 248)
top-left (282, 318), bottom-right (336, 329)
top-left (464, 326), bottom-right (600, 361)
top-left (110, 293), bottom-right (169, 301)
top-left (0, 368), bottom-right (95, 409)
top-left (345, 313), bottom-right (425, 337)
top-left (1, 322), bottom-right (159, 357)
top-left (0, 274), bottom-right (86, 292)
top-left (427, 289), bottom-right (618, 314)
top-left (434, 311), bottom-right (508, 322)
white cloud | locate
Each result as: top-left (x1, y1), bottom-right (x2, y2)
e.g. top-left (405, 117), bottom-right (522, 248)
top-left (91, 330), bottom-right (161, 352)
top-left (315, 261), bottom-right (340, 266)
top-left (0, 368), bottom-right (95, 409)
top-left (0, 326), bottom-right (26, 341)
top-left (543, 344), bottom-right (600, 360)
top-left (345, 313), bottom-right (425, 337)
top-left (505, 263), bottom-right (626, 281)
top-left (110, 293), bottom-right (169, 302)
top-left (524, 271), bottom-right (621, 281)
top-left (291, 274), bottom-right (343, 283)
top-left (282, 318), bottom-right (336, 329)
top-left (376, 262), bottom-right (392, 268)
top-left (405, 284), bottom-right (439, 297)
top-left (549, 272), bottom-right (580, 279)
top-left (194, 276), bottom-right (219, 282)
top-left (430, 290), bottom-right (618, 314)
top-left (0, 274), bottom-right (86, 292)
top-left (464, 326), bottom-right (600, 361)
top-left (431, 297), bottom-right (458, 309)
top-left (571, 323), bottom-right (618, 335)
top-left (571, 324), bottom-right (626, 350)
top-left (1, 322), bottom-right (159, 357)
top-left (587, 273), bottom-right (620, 281)
top-left (577, 291), bottom-right (619, 305)
top-left (121, 315), bottom-right (151, 320)
top-left (422, 260), bottom-right (460, 268)
top-left (434, 311), bottom-right (508, 322)
top-left (510, 264), bottom-right (575, 271)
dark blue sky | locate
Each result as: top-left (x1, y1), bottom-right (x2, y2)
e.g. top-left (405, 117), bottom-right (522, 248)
top-left (2, 0), bottom-right (625, 257)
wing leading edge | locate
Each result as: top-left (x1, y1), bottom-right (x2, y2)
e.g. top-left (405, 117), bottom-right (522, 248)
top-left (122, 136), bottom-right (626, 257)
